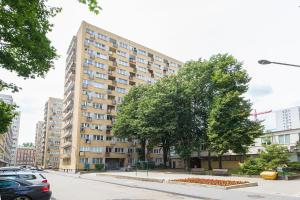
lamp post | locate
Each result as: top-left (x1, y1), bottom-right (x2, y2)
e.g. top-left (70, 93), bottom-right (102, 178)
top-left (258, 60), bottom-right (300, 68)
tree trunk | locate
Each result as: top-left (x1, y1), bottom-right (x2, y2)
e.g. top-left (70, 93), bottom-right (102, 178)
top-left (186, 156), bottom-right (191, 172)
top-left (162, 146), bottom-right (169, 168)
top-left (140, 139), bottom-right (146, 161)
top-left (218, 155), bottom-right (223, 169)
top-left (208, 151), bottom-right (212, 170)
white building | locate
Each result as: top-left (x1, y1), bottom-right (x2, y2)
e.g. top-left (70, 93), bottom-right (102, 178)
top-left (0, 94), bottom-right (21, 166)
top-left (275, 106), bottom-right (300, 131)
top-left (249, 128), bottom-right (300, 161)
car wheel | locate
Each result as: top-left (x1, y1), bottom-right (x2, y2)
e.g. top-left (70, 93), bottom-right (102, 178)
top-left (14, 196), bottom-right (31, 200)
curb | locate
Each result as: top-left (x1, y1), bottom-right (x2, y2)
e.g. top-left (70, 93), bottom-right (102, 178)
top-left (96, 173), bottom-right (165, 183)
top-left (96, 173), bottom-right (258, 190)
top-left (167, 180), bottom-right (258, 190)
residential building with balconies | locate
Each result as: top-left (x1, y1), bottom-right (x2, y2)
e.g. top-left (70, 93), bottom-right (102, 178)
top-left (43, 97), bottom-right (63, 169)
top-left (59, 21), bottom-right (183, 172)
top-left (35, 121), bottom-right (45, 167)
top-left (0, 94), bottom-right (20, 166)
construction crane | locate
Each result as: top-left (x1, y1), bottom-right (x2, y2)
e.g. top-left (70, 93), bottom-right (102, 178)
top-left (250, 109), bottom-right (272, 120)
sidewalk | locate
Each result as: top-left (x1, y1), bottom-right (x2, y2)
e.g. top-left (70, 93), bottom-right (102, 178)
top-left (47, 170), bottom-right (300, 199)
top-left (95, 171), bottom-right (300, 198)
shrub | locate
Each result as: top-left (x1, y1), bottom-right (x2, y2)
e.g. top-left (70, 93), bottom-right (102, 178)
top-left (240, 144), bottom-right (290, 175)
top-left (288, 162), bottom-right (300, 171)
top-left (95, 163), bottom-right (104, 171)
top-left (240, 157), bottom-right (265, 175)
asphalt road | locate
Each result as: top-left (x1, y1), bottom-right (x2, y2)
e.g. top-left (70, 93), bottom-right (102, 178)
top-left (46, 172), bottom-right (198, 200)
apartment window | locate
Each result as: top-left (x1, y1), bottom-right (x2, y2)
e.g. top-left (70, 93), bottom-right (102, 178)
top-left (81, 134), bottom-right (91, 140)
top-left (85, 38), bottom-right (93, 45)
top-left (94, 61), bottom-right (107, 69)
top-left (106, 136), bottom-right (112, 141)
top-left (92, 82), bottom-right (106, 89)
top-left (83, 80), bottom-right (89, 86)
top-left (136, 66), bottom-right (147, 73)
top-left (117, 59), bottom-right (129, 67)
top-left (153, 63), bottom-right (163, 70)
top-left (154, 56), bottom-right (162, 62)
top-left (95, 93), bottom-right (105, 99)
top-left (136, 57), bottom-right (147, 64)
top-left (81, 123), bottom-right (90, 128)
top-left (114, 148), bottom-right (124, 153)
top-left (117, 97), bottom-right (124, 103)
top-left (90, 147), bottom-right (102, 153)
top-left (95, 42), bottom-right (107, 51)
top-left (155, 72), bottom-right (163, 78)
top-left (93, 103), bottom-right (103, 109)
top-left (94, 113), bottom-right (105, 120)
top-left (95, 72), bottom-right (108, 79)
top-left (86, 28), bottom-right (94, 35)
top-left (92, 158), bottom-right (103, 164)
top-left (116, 68), bottom-right (129, 76)
top-left (137, 49), bottom-right (147, 56)
top-left (93, 135), bottom-right (104, 141)
top-left (116, 87), bottom-right (126, 94)
top-left (136, 74), bottom-right (147, 81)
top-left (116, 78), bottom-right (128, 85)
top-left (97, 33), bottom-right (108, 41)
top-left (278, 134), bottom-right (290, 144)
top-left (96, 52), bottom-right (108, 60)
top-left (119, 42), bottom-right (128, 49)
top-left (117, 50), bottom-right (128, 58)
top-left (168, 69), bottom-right (176, 74)
top-left (92, 124), bottom-right (104, 130)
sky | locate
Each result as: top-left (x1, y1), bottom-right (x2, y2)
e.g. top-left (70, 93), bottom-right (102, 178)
top-left (1, 0), bottom-right (300, 144)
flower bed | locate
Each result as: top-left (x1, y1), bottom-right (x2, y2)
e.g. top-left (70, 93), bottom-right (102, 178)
top-left (172, 178), bottom-right (249, 186)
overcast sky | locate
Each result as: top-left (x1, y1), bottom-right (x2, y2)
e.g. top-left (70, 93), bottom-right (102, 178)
top-left (1, 0), bottom-right (300, 144)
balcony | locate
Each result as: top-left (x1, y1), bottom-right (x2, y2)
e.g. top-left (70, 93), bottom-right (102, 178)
top-left (65, 70), bottom-right (75, 83)
top-left (61, 141), bottom-right (72, 148)
top-left (64, 81), bottom-right (74, 95)
top-left (61, 152), bottom-right (71, 159)
top-left (109, 99), bottom-right (117, 105)
top-left (63, 120), bottom-right (72, 130)
top-left (64, 100), bottom-right (73, 112)
top-left (64, 90), bottom-right (74, 102)
top-left (65, 60), bottom-right (75, 74)
top-left (62, 131), bottom-right (72, 138)
top-left (63, 109), bottom-right (73, 121)
top-left (109, 61), bottom-right (117, 67)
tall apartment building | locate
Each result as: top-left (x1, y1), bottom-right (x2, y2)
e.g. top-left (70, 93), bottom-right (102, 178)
top-left (16, 147), bottom-right (36, 166)
top-left (275, 106), bottom-right (300, 131)
top-left (43, 97), bottom-right (63, 169)
top-left (0, 94), bottom-right (21, 166)
top-left (60, 21), bottom-right (183, 172)
top-left (35, 121), bottom-right (45, 167)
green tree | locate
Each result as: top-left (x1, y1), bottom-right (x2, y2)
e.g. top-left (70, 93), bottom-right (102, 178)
top-left (207, 54), bottom-right (263, 168)
top-left (22, 142), bottom-right (34, 147)
top-left (0, 0), bottom-right (101, 135)
top-left (0, 100), bottom-right (17, 134)
top-left (113, 85), bottom-right (150, 161)
top-left (138, 77), bottom-right (177, 167)
top-left (178, 59), bottom-right (215, 169)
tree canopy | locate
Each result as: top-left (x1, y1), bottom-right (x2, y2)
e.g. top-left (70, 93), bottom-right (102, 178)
top-left (114, 54), bottom-right (262, 170)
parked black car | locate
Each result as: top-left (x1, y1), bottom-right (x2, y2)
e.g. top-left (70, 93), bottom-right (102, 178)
top-left (0, 177), bottom-right (51, 200)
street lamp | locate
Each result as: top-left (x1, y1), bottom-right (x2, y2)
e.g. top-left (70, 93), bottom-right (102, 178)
top-left (258, 60), bottom-right (300, 68)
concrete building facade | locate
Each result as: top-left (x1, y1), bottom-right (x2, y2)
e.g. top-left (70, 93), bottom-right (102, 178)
top-left (275, 106), bottom-right (300, 131)
top-left (60, 21), bottom-right (182, 172)
top-left (43, 97), bottom-right (63, 169)
top-left (0, 94), bottom-right (20, 166)
top-left (16, 147), bottom-right (36, 166)
top-left (35, 121), bottom-right (45, 167)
